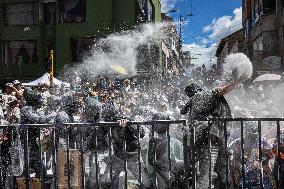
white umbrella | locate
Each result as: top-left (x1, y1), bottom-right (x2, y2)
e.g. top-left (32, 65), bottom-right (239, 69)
top-left (253, 74), bottom-right (281, 82)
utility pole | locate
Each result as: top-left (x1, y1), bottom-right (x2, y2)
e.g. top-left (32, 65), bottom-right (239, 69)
top-left (179, 15), bottom-right (182, 53)
top-left (49, 50), bottom-right (54, 86)
top-left (179, 13), bottom-right (193, 56)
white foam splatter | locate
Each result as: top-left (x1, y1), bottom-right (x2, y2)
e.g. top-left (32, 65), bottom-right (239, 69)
top-left (70, 23), bottom-right (163, 79)
top-left (223, 53), bottom-right (253, 82)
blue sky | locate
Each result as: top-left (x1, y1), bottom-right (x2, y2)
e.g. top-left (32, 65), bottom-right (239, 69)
top-left (161, 0), bottom-right (243, 67)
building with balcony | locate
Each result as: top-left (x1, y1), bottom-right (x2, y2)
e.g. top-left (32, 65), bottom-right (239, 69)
top-left (0, 0), bottom-right (161, 82)
top-left (242, 0), bottom-right (284, 76)
top-left (216, 29), bottom-right (244, 68)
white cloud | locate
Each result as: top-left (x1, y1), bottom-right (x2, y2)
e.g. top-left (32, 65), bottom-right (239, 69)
top-left (182, 7), bottom-right (242, 68)
top-left (202, 7), bottom-right (242, 42)
top-left (201, 38), bottom-right (210, 46)
top-left (160, 0), bottom-right (177, 13)
top-left (182, 43), bottom-right (217, 68)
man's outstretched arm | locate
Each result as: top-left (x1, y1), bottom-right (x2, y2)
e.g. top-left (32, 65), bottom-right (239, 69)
top-left (180, 101), bottom-right (191, 115)
top-left (218, 75), bottom-right (247, 96)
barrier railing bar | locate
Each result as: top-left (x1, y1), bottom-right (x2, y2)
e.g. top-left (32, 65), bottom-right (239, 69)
top-left (108, 127), bottom-right (113, 188)
top-left (277, 121), bottom-right (281, 189)
top-left (240, 121), bottom-right (245, 189)
top-left (191, 126), bottom-right (196, 189)
top-left (53, 128), bottom-right (59, 188)
top-left (94, 127), bottom-right (99, 189)
top-left (79, 127), bottom-right (85, 189)
top-left (2, 118), bottom-right (284, 129)
top-left (0, 131), bottom-right (2, 187)
top-left (137, 125), bottom-right (142, 188)
top-left (129, 120), bottom-right (187, 125)
top-left (38, 128), bottom-right (44, 189)
top-left (166, 123), bottom-right (172, 188)
top-left (151, 124), bottom-right (157, 189)
top-left (123, 127), bottom-right (128, 189)
top-left (208, 121), bottom-right (212, 189)
top-left (66, 127), bottom-right (71, 189)
top-left (182, 121), bottom-right (189, 188)
top-left (258, 120), bottom-right (263, 189)
top-left (224, 121), bottom-right (229, 189)
top-left (24, 127), bottom-right (30, 189)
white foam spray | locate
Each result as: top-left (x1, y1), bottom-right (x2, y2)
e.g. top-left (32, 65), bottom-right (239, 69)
top-left (223, 53), bottom-right (253, 82)
top-left (68, 23), bottom-right (163, 79)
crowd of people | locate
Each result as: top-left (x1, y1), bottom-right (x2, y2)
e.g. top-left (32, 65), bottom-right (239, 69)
top-left (0, 69), bottom-right (284, 188)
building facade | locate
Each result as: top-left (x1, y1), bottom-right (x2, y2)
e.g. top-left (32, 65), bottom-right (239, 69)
top-left (160, 13), bottom-right (181, 77)
top-left (0, 0), bottom-right (161, 81)
top-left (242, 0), bottom-right (284, 75)
top-left (216, 29), bottom-right (244, 67)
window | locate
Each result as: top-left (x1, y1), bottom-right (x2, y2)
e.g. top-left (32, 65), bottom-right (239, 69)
top-left (3, 41), bottom-right (37, 65)
top-left (5, 3), bottom-right (37, 25)
top-left (262, 31), bottom-right (278, 52)
top-left (254, 1), bottom-right (260, 22)
top-left (261, 0), bottom-right (276, 15)
top-left (59, 0), bottom-right (86, 23)
top-left (243, 0), bottom-right (247, 11)
top-left (146, 0), bottom-right (154, 22)
top-left (251, 0), bottom-right (255, 27)
top-left (136, 0), bottom-right (144, 22)
top-left (70, 37), bottom-right (98, 63)
top-left (253, 35), bottom-right (263, 51)
top-left (42, 2), bottom-right (56, 25)
top-left (244, 19), bottom-right (250, 37)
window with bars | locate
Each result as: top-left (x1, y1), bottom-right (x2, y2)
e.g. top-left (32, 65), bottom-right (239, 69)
top-left (5, 3), bottom-right (37, 25)
top-left (42, 2), bottom-right (56, 25)
top-left (58, 0), bottom-right (86, 23)
top-left (3, 40), bottom-right (37, 65)
top-left (146, 0), bottom-right (154, 22)
top-left (70, 37), bottom-right (98, 63)
top-left (261, 0), bottom-right (276, 15)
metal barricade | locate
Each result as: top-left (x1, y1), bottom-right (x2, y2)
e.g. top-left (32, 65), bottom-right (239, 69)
top-left (189, 118), bottom-right (284, 189)
top-left (0, 118), bottom-right (283, 189)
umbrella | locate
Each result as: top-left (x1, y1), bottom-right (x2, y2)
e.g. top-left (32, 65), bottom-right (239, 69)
top-left (108, 64), bottom-right (128, 75)
top-left (253, 74), bottom-right (281, 82)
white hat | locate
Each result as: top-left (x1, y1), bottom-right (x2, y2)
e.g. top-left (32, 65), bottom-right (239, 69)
top-left (13, 80), bottom-right (21, 85)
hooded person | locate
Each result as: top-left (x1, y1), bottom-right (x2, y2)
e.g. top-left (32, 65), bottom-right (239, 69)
top-left (180, 76), bottom-right (246, 189)
top-left (5, 96), bottom-right (20, 124)
top-left (54, 91), bottom-right (80, 148)
top-left (80, 97), bottom-right (110, 188)
top-left (229, 122), bottom-right (276, 189)
top-left (272, 129), bottom-right (284, 188)
top-left (148, 110), bottom-right (178, 188)
top-left (0, 96), bottom-right (21, 187)
top-left (100, 99), bottom-right (150, 189)
top-left (20, 88), bottom-right (56, 182)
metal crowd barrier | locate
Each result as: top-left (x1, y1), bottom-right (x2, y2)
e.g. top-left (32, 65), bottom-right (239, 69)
top-left (0, 118), bottom-right (283, 189)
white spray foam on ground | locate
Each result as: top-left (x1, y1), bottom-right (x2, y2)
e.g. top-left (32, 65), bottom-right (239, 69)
top-left (223, 53), bottom-right (253, 82)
